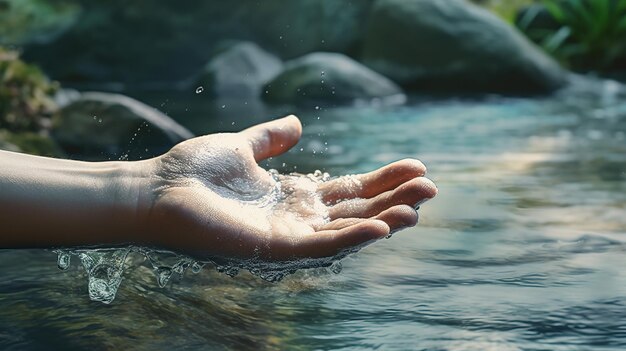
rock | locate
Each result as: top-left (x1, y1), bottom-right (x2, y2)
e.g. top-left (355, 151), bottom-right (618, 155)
top-left (0, 0), bottom-right (80, 46)
top-left (361, 0), bottom-right (569, 94)
top-left (192, 42), bottom-right (283, 98)
top-left (53, 88), bottom-right (81, 108)
top-left (52, 92), bottom-right (194, 161)
top-left (263, 52), bottom-right (404, 104)
top-left (0, 131), bottom-right (21, 152)
top-left (0, 129), bottom-right (66, 157)
top-left (21, 1), bottom-right (373, 85)
top-left (0, 47), bottom-right (59, 133)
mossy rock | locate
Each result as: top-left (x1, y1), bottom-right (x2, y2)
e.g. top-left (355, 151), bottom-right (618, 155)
top-left (0, 0), bottom-right (80, 46)
top-left (0, 47), bottom-right (59, 132)
top-left (52, 92), bottom-right (193, 161)
top-left (0, 129), bottom-right (65, 157)
top-left (0, 130), bottom-right (20, 152)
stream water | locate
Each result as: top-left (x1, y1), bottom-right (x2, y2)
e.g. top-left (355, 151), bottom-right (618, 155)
top-left (1, 80), bottom-right (625, 350)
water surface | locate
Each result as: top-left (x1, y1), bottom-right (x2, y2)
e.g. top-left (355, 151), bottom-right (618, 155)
top-left (1, 82), bottom-right (625, 350)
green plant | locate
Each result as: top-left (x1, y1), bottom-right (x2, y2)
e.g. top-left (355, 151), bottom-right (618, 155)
top-left (0, 0), bottom-right (81, 46)
top-left (522, 0), bottom-right (626, 72)
top-left (0, 47), bottom-right (58, 132)
top-left (471, 0), bottom-right (537, 22)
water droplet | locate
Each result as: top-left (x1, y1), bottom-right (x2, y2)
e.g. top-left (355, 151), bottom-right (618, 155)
top-left (320, 71), bottom-right (325, 76)
top-left (330, 261), bottom-right (342, 274)
top-left (231, 121), bottom-right (235, 126)
top-left (221, 105), bottom-right (226, 109)
top-left (191, 262), bottom-right (205, 273)
top-left (155, 267), bottom-right (172, 288)
top-left (216, 265), bottom-right (240, 277)
top-left (315, 106), bottom-right (320, 110)
top-left (172, 260), bottom-right (191, 275)
top-left (56, 251), bottom-right (71, 270)
top-left (74, 249), bottom-right (130, 304)
top-left (195, 86), bottom-right (204, 94)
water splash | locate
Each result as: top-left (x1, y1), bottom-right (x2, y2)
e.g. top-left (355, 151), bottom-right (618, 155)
top-left (53, 169), bottom-right (348, 304)
top-left (77, 248), bottom-right (130, 304)
top-left (54, 245), bottom-right (349, 304)
top-left (54, 249), bottom-right (71, 270)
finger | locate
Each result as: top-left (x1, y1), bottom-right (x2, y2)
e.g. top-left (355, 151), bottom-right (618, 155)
top-left (271, 220), bottom-right (390, 260)
top-left (374, 205), bottom-right (418, 232)
top-left (321, 205), bottom-right (418, 233)
top-left (328, 177), bottom-right (437, 220)
top-left (319, 217), bottom-right (369, 231)
top-left (240, 115), bottom-right (302, 161)
top-left (318, 159), bottom-right (427, 204)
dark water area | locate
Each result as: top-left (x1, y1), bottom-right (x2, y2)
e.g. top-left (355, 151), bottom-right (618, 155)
top-left (1, 81), bottom-right (626, 350)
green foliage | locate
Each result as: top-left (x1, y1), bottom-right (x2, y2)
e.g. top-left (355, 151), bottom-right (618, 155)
top-left (470, 0), bottom-right (536, 22)
top-left (0, 47), bottom-right (58, 132)
top-left (0, 0), bottom-right (81, 46)
top-left (521, 0), bottom-right (626, 72)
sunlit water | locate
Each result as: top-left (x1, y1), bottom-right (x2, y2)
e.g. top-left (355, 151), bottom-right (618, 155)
top-left (1, 80), bottom-right (625, 350)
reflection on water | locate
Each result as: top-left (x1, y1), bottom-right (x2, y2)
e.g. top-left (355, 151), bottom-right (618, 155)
top-left (1, 81), bottom-right (626, 350)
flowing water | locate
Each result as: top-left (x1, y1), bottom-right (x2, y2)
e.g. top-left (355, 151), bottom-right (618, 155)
top-left (1, 80), bottom-right (625, 350)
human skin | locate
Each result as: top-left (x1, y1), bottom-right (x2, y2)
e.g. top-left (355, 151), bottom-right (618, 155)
top-left (0, 115), bottom-right (437, 261)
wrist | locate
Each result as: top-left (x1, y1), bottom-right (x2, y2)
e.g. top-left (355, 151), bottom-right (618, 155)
top-left (105, 158), bottom-right (159, 245)
top-left (0, 150), bottom-right (160, 248)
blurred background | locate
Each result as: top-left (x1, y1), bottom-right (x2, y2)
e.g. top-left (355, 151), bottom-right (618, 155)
top-left (2, 0), bottom-right (626, 160)
top-left (1, 1), bottom-right (626, 350)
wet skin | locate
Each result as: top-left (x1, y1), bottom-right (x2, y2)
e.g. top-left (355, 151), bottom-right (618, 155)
top-left (145, 116), bottom-right (437, 260)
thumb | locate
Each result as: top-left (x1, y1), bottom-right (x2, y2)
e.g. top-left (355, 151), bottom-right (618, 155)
top-left (240, 115), bottom-right (303, 161)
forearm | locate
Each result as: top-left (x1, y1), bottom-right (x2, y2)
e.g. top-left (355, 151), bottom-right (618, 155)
top-left (0, 150), bottom-right (154, 248)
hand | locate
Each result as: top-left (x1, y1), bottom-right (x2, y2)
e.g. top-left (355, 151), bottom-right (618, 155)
top-left (141, 115), bottom-right (437, 261)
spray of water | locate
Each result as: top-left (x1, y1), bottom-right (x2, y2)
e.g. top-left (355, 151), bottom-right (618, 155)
top-left (53, 169), bottom-right (349, 304)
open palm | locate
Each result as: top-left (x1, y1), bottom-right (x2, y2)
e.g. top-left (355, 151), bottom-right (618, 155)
top-left (145, 116), bottom-right (437, 261)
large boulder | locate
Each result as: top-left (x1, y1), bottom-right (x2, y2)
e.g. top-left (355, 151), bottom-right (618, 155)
top-left (192, 42), bottom-right (283, 98)
top-left (51, 92), bottom-right (193, 160)
top-left (263, 52), bottom-right (404, 104)
top-left (21, 0), bottom-right (373, 85)
top-left (361, 0), bottom-right (569, 94)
